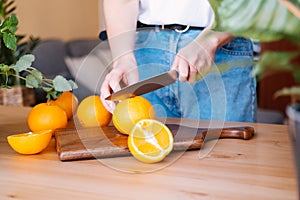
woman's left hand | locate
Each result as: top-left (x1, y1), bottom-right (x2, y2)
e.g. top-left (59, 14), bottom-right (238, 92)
top-left (171, 28), bottom-right (234, 82)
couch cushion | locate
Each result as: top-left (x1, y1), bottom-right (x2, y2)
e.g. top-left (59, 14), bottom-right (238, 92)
top-left (31, 39), bottom-right (75, 104)
top-left (64, 40), bottom-right (112, 94)
top-left (31, 39), bottom-right (73, 79)
top-left (66, 39), bottom-right (101, 57)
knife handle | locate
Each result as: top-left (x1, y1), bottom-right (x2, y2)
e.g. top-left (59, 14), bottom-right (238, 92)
top-left (173, 126), bottom-right (255, 151)
top-left (202, 126), bottom-right (255, 140)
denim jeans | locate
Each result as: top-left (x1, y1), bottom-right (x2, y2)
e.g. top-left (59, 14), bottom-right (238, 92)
top-left (133, 29), bottom-right (257, 122)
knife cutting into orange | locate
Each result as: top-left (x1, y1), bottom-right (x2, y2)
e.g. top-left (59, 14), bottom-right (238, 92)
top-left (105, 70), bottom-right (178, 101)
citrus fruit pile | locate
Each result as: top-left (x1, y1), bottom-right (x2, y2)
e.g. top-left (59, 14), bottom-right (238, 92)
top-left (8, 91), bottom-right (80, 155)
top-left (112, 96), bottom-right (174, 163)
top-left (7, 92), bottom-right (174, 163)
top-left (7, 93), bottom-right (114, 154)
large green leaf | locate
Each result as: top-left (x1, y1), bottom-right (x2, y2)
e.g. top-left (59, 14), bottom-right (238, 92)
top-left (254, 51), bottom-right (300, 81)
top-left (209, 0), bottom-right (300, 42)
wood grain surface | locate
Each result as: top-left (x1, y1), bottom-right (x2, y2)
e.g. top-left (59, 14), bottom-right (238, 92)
top-left (1, 106), bottom-right (297, 200)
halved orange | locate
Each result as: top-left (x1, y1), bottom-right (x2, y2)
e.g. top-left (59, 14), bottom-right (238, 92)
top-left (128, 119), bottom-right (174, 163)
top-left (7, 130), bottom-right (52, 154)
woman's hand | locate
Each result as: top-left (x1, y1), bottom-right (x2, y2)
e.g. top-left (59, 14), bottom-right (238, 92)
top-left (101, 0), bottom-right (139, 113)
top-left (171, 28), bottom-right (234, 82)
top-left (100, 53), bottom-right (139, 113)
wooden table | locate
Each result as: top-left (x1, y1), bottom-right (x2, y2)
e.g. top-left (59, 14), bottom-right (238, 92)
top-left (0, 105), bottom-right (298, 200)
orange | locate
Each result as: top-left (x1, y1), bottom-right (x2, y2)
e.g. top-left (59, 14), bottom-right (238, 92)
top-left (76, 95), bottom-right (112, 127)
top-left (7, 130), bottom-right (52, 154)
top-left (52, 91), bottom-right (78, 120)
top-left (27, 102), bottom-right (68, 134)
top-left (112, 96), bottom-right (156, 135)
top-left (128, 119), bottom-right (174, 163)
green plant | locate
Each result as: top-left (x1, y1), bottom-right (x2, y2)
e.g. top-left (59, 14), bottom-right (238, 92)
top-left (208, 0), bottom-right (300, 97)
top-left (0, 0), bottom-right (39, 63)
top-left (0, 0), bottom-right (77, 100)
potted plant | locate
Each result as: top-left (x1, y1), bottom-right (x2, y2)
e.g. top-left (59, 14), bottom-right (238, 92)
top-left (208, 0), bottom-right (300, 196)
top-left (0, 0), bottom-right (76, 105)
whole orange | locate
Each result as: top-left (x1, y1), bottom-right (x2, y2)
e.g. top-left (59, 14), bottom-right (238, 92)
top-left (112, 96), bottom-right (156, 135)
top-left (52, 91), bottom-right (78, 120)
top-left (27, 102), bottom-right (68, 133)
top-left (76, 95), bottom-right (112, 127)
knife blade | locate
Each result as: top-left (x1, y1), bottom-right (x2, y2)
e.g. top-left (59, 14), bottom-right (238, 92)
top-left (105, 70), bottom-right (178, 101)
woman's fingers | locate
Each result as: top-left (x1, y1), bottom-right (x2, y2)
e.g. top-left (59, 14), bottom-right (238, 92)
top-left (172, 56), bottom-right (189, 82)
top-left (100, 71), bottom-right (123, 113)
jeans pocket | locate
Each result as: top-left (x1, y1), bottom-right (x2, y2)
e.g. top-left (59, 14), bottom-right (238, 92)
top-left (219, 37), bottom-right (253, 57)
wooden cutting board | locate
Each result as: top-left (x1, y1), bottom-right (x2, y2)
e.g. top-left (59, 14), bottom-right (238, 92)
top-left (55, 124), bottom-right (254, 161)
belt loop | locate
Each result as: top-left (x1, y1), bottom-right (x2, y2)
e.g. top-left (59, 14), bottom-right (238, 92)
top-left (155, 25), bottom-right (160, 32)
top-left (175, 25), bottom-right (190, 33)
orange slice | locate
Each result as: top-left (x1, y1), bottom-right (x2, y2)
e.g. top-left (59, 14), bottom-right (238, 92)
top-left (7, 130), bottom-right (52, 155)
top-left (128, 119), bottom-right (174, 163)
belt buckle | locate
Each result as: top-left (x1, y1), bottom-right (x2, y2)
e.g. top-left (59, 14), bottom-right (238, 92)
top-left (174, 25), bottom-right (190, 33)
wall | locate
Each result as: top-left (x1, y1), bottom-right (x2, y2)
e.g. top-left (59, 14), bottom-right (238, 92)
top-left (15, 0), bottom-right (104, 41)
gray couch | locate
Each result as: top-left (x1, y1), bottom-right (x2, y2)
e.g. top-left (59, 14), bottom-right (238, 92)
top-left (31, 38), bottom-right (105, 103)
top-left (31, 38), bottom-right (284, 124)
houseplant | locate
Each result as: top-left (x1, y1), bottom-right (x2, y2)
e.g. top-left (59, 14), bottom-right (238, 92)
top-left (0, 0), bottom-right (76, 104)
top-left (208, 0), bottom-right (300, 196)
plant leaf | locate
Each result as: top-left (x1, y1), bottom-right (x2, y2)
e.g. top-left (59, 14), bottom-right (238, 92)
top-left (1, 14), bottom-right (18, 50)
top-left (30, 69), bottom-right (43, 81)
top-left (51, 91), bottom-right (63, 100)
top-left (254, 51), bottom-right (300, 83)
top-left (254, 51), bottom-right (298, 75)
top-left (0, 64), bottom-right (11, 72)
top-left (14, 54), bottom-right (35, 72)
top-left (25, 69), bottom-right (43, 88)
top-left (68, 80), bottom-right (78, 89)
top-left (6, 13), bottom-right (18, 32)
top-left (274, 86), bottom-right (300, 98)
top-left (3, 32), bottom-right (16, 50)
top-left (43, 89), bottom-right (62, 101)
top-left (208, 0), bottom-right (300, 42)
top-left (52, 75), bottom-right (72, 92)
top-left (1, 85), bottom-right (12, 89)
top-left (25, 74), bottom-right (39, 88)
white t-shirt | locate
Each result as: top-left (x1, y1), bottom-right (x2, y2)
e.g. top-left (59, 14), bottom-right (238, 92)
top-left (138, 0), bottom-right (214, 27)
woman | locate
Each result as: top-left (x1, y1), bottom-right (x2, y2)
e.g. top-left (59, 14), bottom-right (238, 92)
top-left (100, 0), bottom-right (256, 122)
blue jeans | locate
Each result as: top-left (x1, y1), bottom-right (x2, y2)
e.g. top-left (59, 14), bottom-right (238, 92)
top-left (134, 29), bottom-right (257, 122)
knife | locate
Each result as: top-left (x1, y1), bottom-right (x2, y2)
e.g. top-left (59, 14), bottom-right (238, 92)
top-left (105, 70), bottom-right (178, 101)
